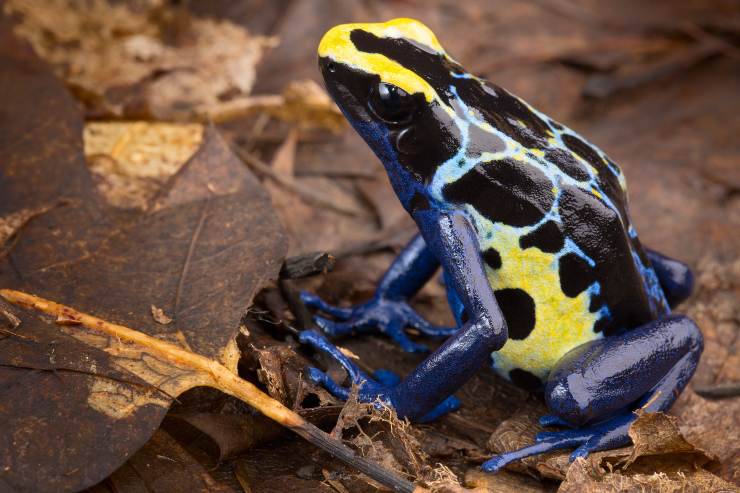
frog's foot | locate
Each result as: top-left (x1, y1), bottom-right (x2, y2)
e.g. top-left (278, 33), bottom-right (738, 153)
top-left (370, 368), bottom-right (460, 422)
top-left (300, 291), bottom-right (456, 353)
top-left (299, 331), bottom-right (460, 420)
top-left (481, 413), bottom-right (633, 473)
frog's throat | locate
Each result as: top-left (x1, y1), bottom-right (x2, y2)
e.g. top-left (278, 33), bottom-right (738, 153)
top-left (318, 18), bottom-right (444, 103)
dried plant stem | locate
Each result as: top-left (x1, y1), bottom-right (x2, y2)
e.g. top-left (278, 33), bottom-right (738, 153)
top-left (233, 146), bottom-right (365, 217)
top-left (0, 289), bottom-right (421, 493)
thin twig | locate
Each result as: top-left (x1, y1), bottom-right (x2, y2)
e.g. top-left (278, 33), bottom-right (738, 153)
top-left (694, 382), bottom-right (740, 399)
top-left (0, 289), bottom-right (420, 493)
top-left (280, 252), bottom-right (335, 279)
top-left (233, 145), bottom-right (366, 217)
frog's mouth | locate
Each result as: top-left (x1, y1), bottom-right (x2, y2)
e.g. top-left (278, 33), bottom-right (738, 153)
top-left (319, 57), bottom-right (372, 123)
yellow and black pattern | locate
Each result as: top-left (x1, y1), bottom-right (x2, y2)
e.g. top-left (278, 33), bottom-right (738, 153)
top-left (319, 19), bottom-right (669, 388)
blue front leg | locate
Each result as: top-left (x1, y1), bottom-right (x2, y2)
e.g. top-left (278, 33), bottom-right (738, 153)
top-left (301, 210), bottom-right (509, 421)
top-left (302, 233), bottom-right (456, 353)
top-left (483, 314), bottom-right (703, 472)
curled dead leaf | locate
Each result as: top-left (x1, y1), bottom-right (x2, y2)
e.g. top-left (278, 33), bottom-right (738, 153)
top-left (167, 412), bottom-right (283, 461)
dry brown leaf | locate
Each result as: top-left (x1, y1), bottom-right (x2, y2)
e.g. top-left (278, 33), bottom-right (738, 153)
top-left (84, 121), bottom-right (204, 208)
top-left (559, 456), bottom-right (738, 493)
top-left (553, 412), bottom-right (731, 491)
top-left (625, 412), bottom-right (717, 468)
top-left (167, 412), bottom-right (283, 461)
top-left (5, 0), bottom-right (275, 119)
top-left (104, 429), bottom-right (237, 493)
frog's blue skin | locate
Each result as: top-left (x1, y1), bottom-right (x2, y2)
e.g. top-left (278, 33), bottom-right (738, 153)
top-left (299, 19), bottom-right (703, 472)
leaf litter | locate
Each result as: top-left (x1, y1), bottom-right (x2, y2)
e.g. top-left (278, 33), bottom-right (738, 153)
top-left (1, 0), bottom-right (739, 492)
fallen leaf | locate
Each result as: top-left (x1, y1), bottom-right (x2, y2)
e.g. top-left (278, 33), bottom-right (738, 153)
top-left (5, 0), bottom-right (275, 120)
top-left (89, 429), bottom-right (237, 493)
top-left (84, 121), bottom-right (204, 209)
top-left (556, 412), bottom-right (729, 492)
top-left (559, 456), bottom-right (737, 493)
top-left (624, 412), bottom-right (717, 468)
top-left (0, 31), bottom-right (287, 490)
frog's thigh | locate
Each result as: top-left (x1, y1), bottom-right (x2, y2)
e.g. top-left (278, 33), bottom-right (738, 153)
top-left (544, 315), bottom-right (703, 426)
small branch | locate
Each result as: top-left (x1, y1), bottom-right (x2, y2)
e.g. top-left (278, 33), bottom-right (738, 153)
top-left (280, 252), bottom-right (335, 279)
top-left (295, 167), bottom-right (376, 180)
top-left (232, 145), bottom-right (366, 217)
top-left (195, 95), bottom-right (285, 124)
top-left (694, 382), bottom-right (740, 399)
top-left (0, 289), bottom-right (419, 493)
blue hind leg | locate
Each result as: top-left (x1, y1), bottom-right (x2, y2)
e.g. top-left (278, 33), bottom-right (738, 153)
top-left (483, 314), bottom-right (703, 472)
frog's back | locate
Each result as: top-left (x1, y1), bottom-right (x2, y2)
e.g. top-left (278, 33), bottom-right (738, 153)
top-left (432, 79), bottom-right (670, 389)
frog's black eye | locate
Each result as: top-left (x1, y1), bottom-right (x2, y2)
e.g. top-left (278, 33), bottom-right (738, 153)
top-left (369, 82), bottom-right (416, 123)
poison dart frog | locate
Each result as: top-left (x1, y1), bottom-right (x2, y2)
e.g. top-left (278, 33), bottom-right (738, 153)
top-left (298, 18), bottom-right (702, 471)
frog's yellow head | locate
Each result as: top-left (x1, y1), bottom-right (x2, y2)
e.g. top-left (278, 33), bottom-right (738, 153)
top-left (318, 18), bottom-right (446, 103)
top-left (317, 19), bottom-right (464, 186)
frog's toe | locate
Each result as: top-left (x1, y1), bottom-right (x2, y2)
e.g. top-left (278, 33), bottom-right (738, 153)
top-left (403, 309), bottom-right (456, 338)
top-left (482, 428), bottom-right (593, 473)
top-left (305, 366), bottom-right (350, 400)
top-left (299, 330), bottom-right (367, 383)
top-left (384, 322), bottom-right (430, 353)
top-left (539, 414), bottom-right (576, 428)
top-left (480, 454), bottom-right (511, 474)
top-left (314, 315), bottom-right (362, 337)
top-left (418, 395), bottom-right (461, 422)
top-left (416, 324), bottom-right (457, 337)
top-left (300, 291), bottom-right (353, 319)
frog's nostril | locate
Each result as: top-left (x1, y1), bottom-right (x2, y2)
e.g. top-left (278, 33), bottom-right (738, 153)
top-left (327, 61), bottom-right (336, 73)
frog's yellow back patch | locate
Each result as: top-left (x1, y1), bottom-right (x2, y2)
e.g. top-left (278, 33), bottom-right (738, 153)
top-left (482, 225), bottom-right (602, 383)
